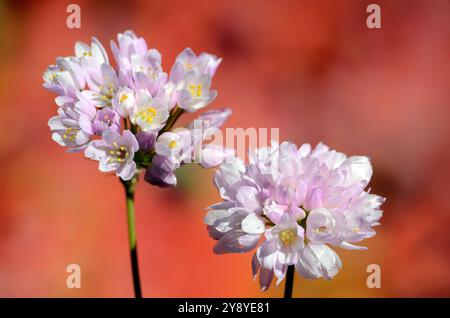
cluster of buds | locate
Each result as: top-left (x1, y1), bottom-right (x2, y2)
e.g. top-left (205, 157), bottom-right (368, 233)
top-left (44, 31), bottom-right (232, 184)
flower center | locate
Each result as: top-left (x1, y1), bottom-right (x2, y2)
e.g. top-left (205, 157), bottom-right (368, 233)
top-left (315, 226), bottom-right (331, 234)
top-left (108, 142), bottom-right (129, 163)
top-left (137, 108), bottom-right (157, 124)
top-left (103, 117), bottom-right (112, 126)
top-left (279, 229), bottom-right (296, 245)
top-left (94, 84), bottom-right (116, 106)
top-left (119, 93), bottom-right (128, 103)
top-left (62, 128), bottom-right (77, 141)
top-left (352, 227), bottom-right (361, 233)
top-left (188, 84), bottom-right (202, 97)
top-left (168, 140), bottom-right (177, 149)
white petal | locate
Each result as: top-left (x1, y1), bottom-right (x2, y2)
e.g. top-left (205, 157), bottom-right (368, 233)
top-left (339, 241), bottom-right (368, 250)
top-left (204, 207), bottom-right (233, 226)
top-left (345, 156), bottom-right (373, 184)
top-left (241, 213), bottom-right (265, 234)
top-left (117, 161), bottom-right (136, 181)
top-left (236, 186), bottom-right (261, 213)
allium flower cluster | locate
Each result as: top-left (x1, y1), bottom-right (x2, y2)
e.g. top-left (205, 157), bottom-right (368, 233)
top-left (205, 142), bottom-right (384, 290)
top-left (44, 31), bottom-right (231, 183)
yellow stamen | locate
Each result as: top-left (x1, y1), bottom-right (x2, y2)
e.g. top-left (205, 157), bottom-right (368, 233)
top-left (62, 128), bottom-right (76, 141)
top-left (119, 94), bottom-right (128, 103)
top-left (108, 143), bottom-right (129, 163)
top-left (168, 140), bottom-right (177, 149)
top-left (188, 84), bottom-right (202, 97)
top-left (315, 226), bottom-right (329, 234)
top-left (279, 230), bottom-right (296, 245)
top-left (137, 108), bottom-right (157, 125)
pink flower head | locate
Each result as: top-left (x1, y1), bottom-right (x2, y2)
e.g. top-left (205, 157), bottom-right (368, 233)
top-left (44, 31), bottom-right (228, 183)
top-left (206, 142), bottom-right (384, 290)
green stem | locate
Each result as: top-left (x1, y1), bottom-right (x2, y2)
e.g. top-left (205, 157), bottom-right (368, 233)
top-left (158, 106), bottom-right (184, 136)
top-left (121, 176), bottom-right (142, 298)
top-left (125, 187), bottom-right (137, 250)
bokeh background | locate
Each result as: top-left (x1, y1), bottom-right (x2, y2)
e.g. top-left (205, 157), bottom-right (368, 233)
top-left (0, 0), bottom-right (449, 297)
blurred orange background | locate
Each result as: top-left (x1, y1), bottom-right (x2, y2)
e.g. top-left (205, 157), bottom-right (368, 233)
top-left (0, 0), bottom-right (449, 297)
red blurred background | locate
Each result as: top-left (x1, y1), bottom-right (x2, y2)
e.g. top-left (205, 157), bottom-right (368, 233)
top-left (0, 0), bottom-right (449, 297)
